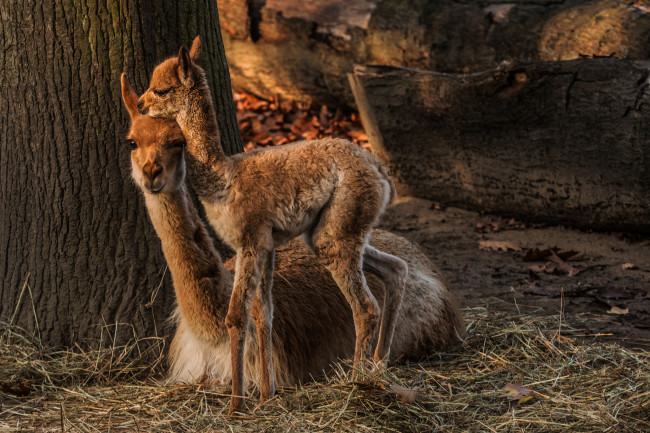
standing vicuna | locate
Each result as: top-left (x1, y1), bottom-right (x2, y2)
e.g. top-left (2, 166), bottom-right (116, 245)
top-left (137, 37), bottom-right (411, 412)
top-left (121, 74), bottom-right (464, 406)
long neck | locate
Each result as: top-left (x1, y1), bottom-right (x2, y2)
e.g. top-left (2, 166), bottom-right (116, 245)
top-left (176, 75), bottom-right (231, 199)
top-left (144, 184), bottom-right (232, 339)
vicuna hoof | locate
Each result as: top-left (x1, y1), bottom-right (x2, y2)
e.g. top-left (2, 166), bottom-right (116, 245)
top-left (228, 396), bottom-right (246, 415)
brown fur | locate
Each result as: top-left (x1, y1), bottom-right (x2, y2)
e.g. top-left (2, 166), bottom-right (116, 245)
top-left (138, 37), bottom-right (413, 413)
top-left (122, 73), bottom-right (463, 403)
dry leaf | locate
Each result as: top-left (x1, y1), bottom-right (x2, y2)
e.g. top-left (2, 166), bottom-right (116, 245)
top-left (622, 263), bottom-right (638, 270)
top-left (528, 264), bottom-right (547, 273)
top-left (0, 380), bottom-right (31, 397)
top-left (501, 382), bottom-right (534, 403)
top-left (523, 248), bottom-right (584, 262)
top-left (607, 306), bottom-right (629, 315)
top-left (475, 222), bottom-right (501, 233)
top-left (548, 251), bottom-right (580, 276)
top-left (390, 383), bottom-right (418, 403)
top-left (347, 130), bottom-right (368, 141)
top-left (352, 382), bottom-right (383, 393)
top-left (234, 90), bottom-right (370, 151)
top-left (479, 240), bottom-right (521, 252)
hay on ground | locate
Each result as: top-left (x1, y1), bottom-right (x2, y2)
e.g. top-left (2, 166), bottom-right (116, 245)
top-left (1, 308), bottom-right (648, 432)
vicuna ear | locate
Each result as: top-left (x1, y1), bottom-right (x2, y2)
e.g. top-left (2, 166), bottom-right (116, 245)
top-left (178, 46), bottom-right (192, 84)
top-left (121, 73), bottom-right (140, 119)
top-left (189, 36), bottom-right (201, 62)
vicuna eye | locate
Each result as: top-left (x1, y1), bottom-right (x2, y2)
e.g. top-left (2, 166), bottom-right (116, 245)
top-left (127, 140), bottom-right (137, 150)
top-left (154, 88), bottom-right (171, 97)
top-left (172, 141), bottom-right (185, 149)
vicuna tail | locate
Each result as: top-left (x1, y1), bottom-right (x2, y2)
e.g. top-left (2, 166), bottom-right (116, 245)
top-left (363, 149), bottom-right (396, 204)
top-left (377, 160), bottom-right (397, 204)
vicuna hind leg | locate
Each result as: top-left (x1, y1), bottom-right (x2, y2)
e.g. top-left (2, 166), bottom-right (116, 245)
top-left (308, 233), bottom-right (380, 375)
top-left (225, 246), bottom-right (268, 414)
top-left (363, 245), bottom-right (408, 365)
top-left (307, 177), bottom-right (387, 376)
top-left (251, 249), bottom-right (275, 402)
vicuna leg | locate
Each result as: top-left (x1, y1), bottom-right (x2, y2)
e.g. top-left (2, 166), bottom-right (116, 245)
top-left (251, 248), bottom-right (275, 402)
top-left (362, 245), bottom-right (408, 364)
top-left (311, 233), bottom-right (380, 374)
top-left (225, 247), bottom-right (267, 414)
top-left (305, 182), bottom-right (387, 376)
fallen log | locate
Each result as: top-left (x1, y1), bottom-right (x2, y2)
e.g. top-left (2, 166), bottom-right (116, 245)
top-left (218, 0), bottom-right (650, 108)
top-left (349, 60), bottom-right (650, 233)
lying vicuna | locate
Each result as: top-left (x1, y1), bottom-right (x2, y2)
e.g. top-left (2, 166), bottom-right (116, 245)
top-left (122, 74), bottom-right (464, 409)
top-left (137, 37), bottom-right (410, 412)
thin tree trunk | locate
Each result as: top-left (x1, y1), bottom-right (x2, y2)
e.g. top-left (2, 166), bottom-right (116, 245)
top-left (0, 0), bottom-right (243, 347)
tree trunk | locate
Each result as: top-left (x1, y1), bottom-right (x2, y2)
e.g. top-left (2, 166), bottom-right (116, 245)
top-left (349, 61), bottom-right (650, 233)
top-left (218, 0), bottom-right (650, 109)
top-left (0, 0), bottom-right (243, 347)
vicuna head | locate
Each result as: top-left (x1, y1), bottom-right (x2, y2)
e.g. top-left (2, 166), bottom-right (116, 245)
top-left (121, 73), bottom-right (186, 194)
top-left (137, 36), bottom-right (203, 118)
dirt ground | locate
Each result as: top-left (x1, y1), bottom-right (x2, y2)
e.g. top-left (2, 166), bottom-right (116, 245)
top-left (378, 196), bottom-right (650, 350)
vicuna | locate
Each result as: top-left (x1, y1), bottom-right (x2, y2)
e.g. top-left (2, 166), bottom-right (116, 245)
top-left (137, 37), bottom-right (415, 413)
top-left (122, 75), bottom-right (464, 396)
top-left (122, 73), bottom-right (465, 407)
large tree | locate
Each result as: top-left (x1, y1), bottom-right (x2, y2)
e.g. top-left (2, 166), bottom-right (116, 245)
top-left (0, 0), bottom-right (243, 346)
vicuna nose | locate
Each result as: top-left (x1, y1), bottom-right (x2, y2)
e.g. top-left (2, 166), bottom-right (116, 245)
top-left (143, 163), bottom-right (163, 183)
top-left (137, 100), bottom-right (144, 111)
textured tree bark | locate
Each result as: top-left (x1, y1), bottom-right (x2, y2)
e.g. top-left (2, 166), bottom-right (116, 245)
top-left (0, 0), bottom-right (243, 346)
top-left (218, 0), bottom-right (650, 108)
top-left (349, 61), bottom-right (650, 233)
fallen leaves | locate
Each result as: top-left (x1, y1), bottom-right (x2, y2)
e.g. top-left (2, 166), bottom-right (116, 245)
top-left (520, 283), bottom-right (642, 318)
top-left (594, 287), bottom-right (631, 318)
top-left (479, 240), bottom-right (521, 252)
top-left (353, 381), bottom-right (419, 404)
top-left (475, 218), bottom-right (516, 233)
top-left (547, 251), bottom-right (580, 277)
top-left (474, 217), bottom-right (545, 233)
top-left (523, 248), bottom-right (584, 263)
top-left (0, 380), bottom-right (31, 397)
top-left (500, 383), bottom-right (534, 404)
top-left (352, 381), bottom-right (382, 393)
top-left (607, 306), bottom-right (629, 315)
top-left (524, 247), bottom-right (584, 277)
top-left (234, 91), bottom-right (370, 152)
top-left (390, 383), bottom-right (419, 403)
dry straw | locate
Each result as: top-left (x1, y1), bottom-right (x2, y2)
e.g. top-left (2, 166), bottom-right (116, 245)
top-left (1, 307), bottom-right (648, 432)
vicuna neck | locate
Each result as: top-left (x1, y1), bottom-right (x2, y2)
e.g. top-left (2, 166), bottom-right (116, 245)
top-left (176, 77), bottom-right (231, 198)
top-left (143, 185), bottom-right (232, 338)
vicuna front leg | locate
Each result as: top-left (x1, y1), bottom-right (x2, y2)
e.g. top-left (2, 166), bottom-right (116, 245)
top-left (251, 249), bottom-right (275, 402)
top-left (225, 247), bottom-right (267, 414)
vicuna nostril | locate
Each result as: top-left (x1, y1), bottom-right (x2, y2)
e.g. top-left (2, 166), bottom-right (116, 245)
top-left (151, 166), bottom-right (163, 181)
top-left (137, 100), bottom-right (144, 110)
top-left (144, 164), bottom-right (163, 185)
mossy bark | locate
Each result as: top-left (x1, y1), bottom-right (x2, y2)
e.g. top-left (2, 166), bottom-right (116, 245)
top-left (0, 0), bottom-right (242, 346)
